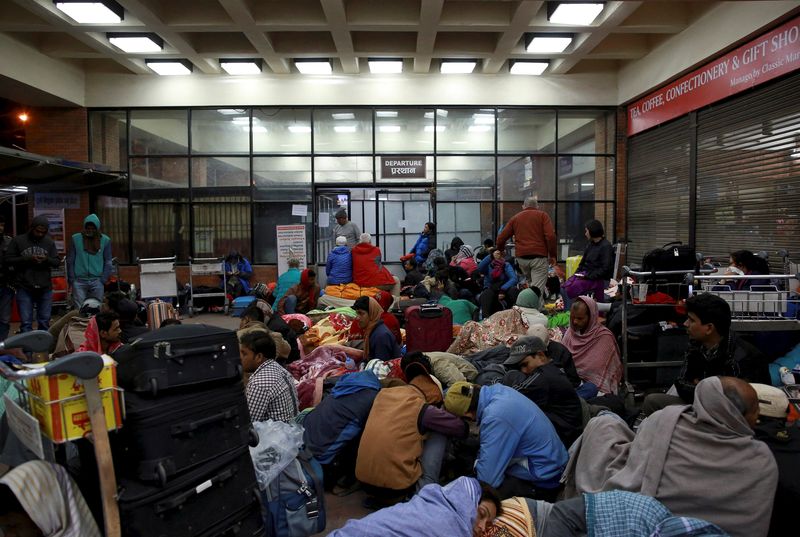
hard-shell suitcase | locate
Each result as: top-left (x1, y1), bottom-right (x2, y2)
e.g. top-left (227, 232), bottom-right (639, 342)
top-left (117, 381), bottom-right (252, 484)
top-left (114, 324), bottom-right (242, 395)
top-left (147, 299), bottom-right (179, 329)
top-left (405, 303), bottom-right (453, 353)
top-left (118, 445), bottom-right (259, 537)
top-left (641, 241), bottom-right (698, 298)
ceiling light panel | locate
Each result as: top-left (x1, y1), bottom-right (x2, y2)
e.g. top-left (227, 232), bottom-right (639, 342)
top-left (334, 125), bottom-right (357, 133)
top-left (548, 3), bottom-right (604, 25)
top-left (146, 60), bottom-right (192, 76)
top-left (295, 60), bottom-right (332, 75)
top-left (332, 113), bottom-right (355, 120)
top-left (440, 61), bottom-right (477, 74)
top-left (220, 60), bottom-right (262, 75)
top-left (510, 61), bottom-right (549, 75)
top-left (368, 59), bottom-right (403, 74)
top-left (108, 33), bottom-right (162, 53)
top-left (378, 125), bottom-right (401, 133)
top-left (55, 1), bottom-right (123, 23)
top-left (472, 113), bottom-right (495, 125)
top-left (376, 111), bottom-right (398, 118)
top-left (288, 125), bottom-right (311, 134)
top-left (526, 34), bottom-right (572, 53)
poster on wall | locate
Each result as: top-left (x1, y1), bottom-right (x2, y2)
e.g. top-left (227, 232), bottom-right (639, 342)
top-left (33, 208), bottom-right (65, 254)
top-left (276, 224), bottom-right (307, 275)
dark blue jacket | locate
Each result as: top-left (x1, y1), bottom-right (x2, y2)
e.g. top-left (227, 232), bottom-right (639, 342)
top-left (369, 321), bottom-right (401, 361)
top-left (303, 371), bottom-right (381, 464)
top-left (410, 233), bottom-right (432, 265)
top-left (326, 246), bottom-right (353, 285)
top-left (477, 256), bottom-right (518, 291)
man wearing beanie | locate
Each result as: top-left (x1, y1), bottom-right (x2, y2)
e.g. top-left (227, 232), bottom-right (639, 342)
top-left (333, 209), bottom-right (360, 248)
top-left (444, 380), bottom-right (567, 501)
top-left (326, 235), bottom-right (353, 285)
top-left (5, 216), bottom-right (60, 331)
top-left (751, 383), bottom-right (799, 537)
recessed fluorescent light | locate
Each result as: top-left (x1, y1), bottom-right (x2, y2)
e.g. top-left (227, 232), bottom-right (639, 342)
top-left (107, 33), bottom-right (162, 53)
top-left (425, 110), bottom-right (449, 119)
top-left (468, 125), bottom-right (491, 133)
top-left (146, 59), bottom-right (192, 76)
top-left (55, 1), bottom-right (123, 24)
top-left (368, 59), bottom-right (403, 74)
top-left (526, 34), bottom-right (572, 53)
top-left (217, 109), bottom-right (243, 115)
top-left (376, 110), bottom-right (398, 118)
top-left (510, 60), bottom-right (549, 75)
top-left (332, 113), bottom-right (355, 120)
top-left (379, 125), bottom-right (401, 133)
top-left (243, 126), bottom-right (267, 133)
top-left (472, 113), bottom-right (495, 124)
top-left (580, 182), bottom-right (595, 187)
top-left (231, 116), bottom-right (252, 124)
top-left (220, 59), bottom-right (262, 75)
top-left (424, 125), bottom-right (447, 133)
top-left (547, 2), bottom-right (604, 25)
top-left (440, 60), bottom-right (477, 74)
top-left (288, 125), bottom-right (311, 134)
top-left (334, 125), bottom-right (357, 133)
top-left (295, 59), bottom-right (332, 75)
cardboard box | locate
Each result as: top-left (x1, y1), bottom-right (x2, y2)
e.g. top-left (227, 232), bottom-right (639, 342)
top-left (24, 356), bottom-right (123, 443)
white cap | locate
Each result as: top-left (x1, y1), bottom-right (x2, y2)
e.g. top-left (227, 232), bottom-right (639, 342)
top-left (751, 383), bottom-right (790, 419)
top-left (335, 236), bottom-right (347, 246)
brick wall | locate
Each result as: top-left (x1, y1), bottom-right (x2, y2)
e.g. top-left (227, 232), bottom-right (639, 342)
top-left (119, 264), bottom-right (278, 290)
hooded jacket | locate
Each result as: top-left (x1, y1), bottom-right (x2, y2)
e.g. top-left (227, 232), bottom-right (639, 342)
top-left (325, 245), bottom-right (353, 285)
top-left (5, 216), bottom-right (60, 291)
top-left (352, 242), bottom-right (395, 287)
top-left (409, 233), bottom-right (433, 265)
top-left (67, 214), bottom-right (112, 285)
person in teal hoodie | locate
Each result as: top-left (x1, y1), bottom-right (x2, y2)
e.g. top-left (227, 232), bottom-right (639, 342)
top-left (272, 258), bottom-right (302, 305)
top-left (66, 214), bottom-right (112, 310)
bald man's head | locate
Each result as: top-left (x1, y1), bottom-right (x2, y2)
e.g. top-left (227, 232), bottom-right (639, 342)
top-left (720, 376), bottom-right (759, 428)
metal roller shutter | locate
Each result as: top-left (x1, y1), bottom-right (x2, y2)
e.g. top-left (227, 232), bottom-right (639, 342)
top-left (627, 117), bottom-right (691, 264)
top-left (696, 73), bottom-right (800, 265)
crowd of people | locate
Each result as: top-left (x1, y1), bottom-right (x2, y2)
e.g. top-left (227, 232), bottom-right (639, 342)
top-left (0, 199), bottom-right (796, 537)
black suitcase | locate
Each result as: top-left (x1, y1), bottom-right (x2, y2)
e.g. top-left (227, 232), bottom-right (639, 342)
top-left (114, 324), bottom-right (242, 395)
top-left (117, 381), bottom-right (252, 484)
top-left (118, 445), bottom-right (259, 537)
top-left (641, 241), bottom-right (698, 298)
top-left (197, 500), bottom-right (265, 537)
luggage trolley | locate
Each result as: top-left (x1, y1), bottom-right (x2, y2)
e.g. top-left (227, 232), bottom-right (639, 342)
top-left (188, 256), bottom-right (228, 316)
top-left (137, 256), bottom-right (178, 301)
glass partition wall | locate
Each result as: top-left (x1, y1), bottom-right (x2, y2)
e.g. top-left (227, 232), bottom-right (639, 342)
top-left (89, 107), bottom-right (616, 264)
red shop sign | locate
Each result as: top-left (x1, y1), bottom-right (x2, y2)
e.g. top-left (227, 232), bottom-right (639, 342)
top-left (627, 15), bottom-right (800, 136)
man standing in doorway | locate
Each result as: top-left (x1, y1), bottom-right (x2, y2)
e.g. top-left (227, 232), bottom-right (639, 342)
top-left (67, 214), bottom-right (112, 309)
top-left (0, 216), bottom-right (14, 340)
top-left (5, 215), bottom-right (60, 332)
top-left (334, 208), bottom-right (361, 248)
top-left (496, 197), bottom-right (556, 295)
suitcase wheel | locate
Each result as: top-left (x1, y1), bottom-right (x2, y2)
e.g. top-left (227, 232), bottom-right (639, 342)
top-left (156, 462), bottom-right (168, 487)
top-left (150, 378), bottom-right (159, 397)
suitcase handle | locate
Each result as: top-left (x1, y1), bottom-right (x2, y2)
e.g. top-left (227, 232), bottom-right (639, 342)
top-left (153, 465), bottom-right (237, 514)
top-left (155, 342), bottom-right (227, 364)
top-left (170, 407), bottom-right (238, 436)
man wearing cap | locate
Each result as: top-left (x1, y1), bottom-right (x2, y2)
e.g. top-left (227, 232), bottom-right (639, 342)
top-left (751, 383), bottom-right (798, 537)
top-left (334, 209), bottom-right (361, 248)
top-left (444, 380), bottom-right (568, 501)
top-left (502, 336), bottom-right (583, 445)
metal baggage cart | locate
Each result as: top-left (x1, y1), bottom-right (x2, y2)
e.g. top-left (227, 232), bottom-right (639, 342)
top-left (188, 256), bottom-right (228, 316)
top-left (137, 256), bottom-right (177, 301)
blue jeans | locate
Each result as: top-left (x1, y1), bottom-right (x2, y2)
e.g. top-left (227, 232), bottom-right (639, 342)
top-left (0, 286), bottom-right (14, 341)
top-left (417, 432), bottom-right (447, 491)
top-left (16, 288), bottom-right (52, 333)
top-left (72, 278), bottom-right (104, 309)
top-left (282, 295), bottom-right (297, 314)
top-left (576, 381), bottom-right (599, 400)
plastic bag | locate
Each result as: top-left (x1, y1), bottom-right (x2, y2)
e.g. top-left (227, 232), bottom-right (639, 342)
top-left (249, 419), bottom-right (305, 490)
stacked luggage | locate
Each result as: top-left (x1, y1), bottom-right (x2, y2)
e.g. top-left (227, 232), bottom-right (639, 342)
top-left (113, 324), bottom-right (265, 537)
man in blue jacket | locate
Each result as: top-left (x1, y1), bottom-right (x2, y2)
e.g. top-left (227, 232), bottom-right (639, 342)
top-left (444, 381), bottom-right (568, 501)
top-left (66, 214), bottom-right (112, 309)
top-left (326, 236), bottom-right (353, 285)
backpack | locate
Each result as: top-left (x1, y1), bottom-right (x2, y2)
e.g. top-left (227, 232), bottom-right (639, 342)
top-left (424, 249), bottom-right (445, 273)
top-left (263, 448), bottom-right (326, 537)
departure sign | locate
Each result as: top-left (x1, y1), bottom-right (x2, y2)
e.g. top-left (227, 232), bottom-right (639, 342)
top-left (381, 157), bottom-right (426, 179)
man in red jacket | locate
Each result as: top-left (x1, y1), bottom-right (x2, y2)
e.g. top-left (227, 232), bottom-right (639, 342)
top-left (496, 197), bottom-right (556, 295)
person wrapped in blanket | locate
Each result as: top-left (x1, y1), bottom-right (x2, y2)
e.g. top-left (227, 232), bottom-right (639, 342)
top-left (330, 476), bottom-right (501, 537)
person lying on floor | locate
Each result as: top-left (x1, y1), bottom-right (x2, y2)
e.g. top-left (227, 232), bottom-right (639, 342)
top-left (444, 381), bottom-right (567, 501)
top-left (482, 490), bottom-right (727, 537)
top-left (356, 353), bottom-right (468, 503)
top-left (563, 376), bottom-right (776, 537)
top-left (329, 476), bottom-right (501, 537)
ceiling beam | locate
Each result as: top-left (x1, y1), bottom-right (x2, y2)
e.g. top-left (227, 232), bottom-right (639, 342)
top-left (482, 1), bottom-right (544, 74)
top-left (217, 0), bottom-right (290, 74)
top-left (414, 0), bottom-right (444, 73)
top-left (320, 0), bottom-right (358, 74)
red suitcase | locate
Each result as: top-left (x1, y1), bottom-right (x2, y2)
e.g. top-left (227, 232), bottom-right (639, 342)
top-left (405, 303), bottom-right (453, 353)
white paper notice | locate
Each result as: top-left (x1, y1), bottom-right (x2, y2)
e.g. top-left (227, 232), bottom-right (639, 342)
top-left (292, 205), bottom-right (308, 217)
top-left (318, 213), bottom-right (329, 227)
top-left (4, 395), bottom-right (45, 459)
top-left (398, 220), bottom-right (408, 228)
